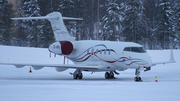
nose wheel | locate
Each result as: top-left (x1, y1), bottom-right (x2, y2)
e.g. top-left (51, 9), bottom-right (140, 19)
top-left (134, 77), bottom-right (142, 82)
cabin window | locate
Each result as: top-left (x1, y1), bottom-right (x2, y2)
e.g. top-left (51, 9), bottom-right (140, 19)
top-left (124, 47), bottom-right (130, 51)
top-left (96, 49), bottom-right (98, 54)
top-left (100, 49), bottom-right (102, 54)
top-left (123, 47), bottom-right (146, 53)
top-left (91, 48), bottom-right (94, 55)
top-left (108, 50), bottom-right (111, 55)
top-left (131, 47), bottom-right (141, 53)
top-left (87, 49), bottom-right (89, 53)
top-left (139, 47), bottom-right (147, 53)
top-left (104, 49), bottom-right (106, 54)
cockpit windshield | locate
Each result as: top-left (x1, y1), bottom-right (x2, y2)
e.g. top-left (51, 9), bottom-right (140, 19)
top-left (123, 47), bottom-right (147, 53)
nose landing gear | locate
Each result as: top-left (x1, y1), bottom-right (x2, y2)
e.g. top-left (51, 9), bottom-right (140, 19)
top-left (134, 67), bottom-right (142, 82)
top-left (134, 77), bottom-right (142, 82)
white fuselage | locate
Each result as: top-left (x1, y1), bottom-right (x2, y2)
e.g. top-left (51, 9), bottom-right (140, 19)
top-left (62, 40), bottom-right (152, 72)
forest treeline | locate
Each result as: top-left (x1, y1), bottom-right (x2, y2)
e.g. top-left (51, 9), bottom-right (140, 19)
top-left (0, 0), bottom-right (180, 49)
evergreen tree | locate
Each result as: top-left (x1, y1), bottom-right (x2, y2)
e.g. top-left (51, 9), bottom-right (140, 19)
top-left (0, 0), bottom-right (14, 45)
top-left (15, 0), bottom-right (43, 47)
top-left (74, 0), bottom-right (84, 40)
top-left (81, 0), bottom-right (93, 40)
top-left (102, 0), bottom-right (123, 41)
top-left (122, 0), bottom-right (146, 44)
top-left (172, 0), bottom-right (180, 48)
top-left (37, 0), bottom-right (55, 48)
top-left (155, 0), bottom-right (173, 49)
top-left (58, 0), bottom-right (74, 17)
top-left (144, 0), bottom-right (159, 49)
top-left (38, 20), bottom-right (54, 48)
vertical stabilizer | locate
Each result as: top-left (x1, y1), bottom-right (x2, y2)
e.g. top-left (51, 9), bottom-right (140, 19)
top-left (46, 12), bottom-right (74, 41)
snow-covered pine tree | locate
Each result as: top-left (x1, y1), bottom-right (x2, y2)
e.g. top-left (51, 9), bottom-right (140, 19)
top-left (80, 0), bottom-right (94, 40)
top-left (102, 0), bottom-right (123, 41)
top-left (38, 20), bottom-right (55, 48)
top-left (73, 0), bottom-right (85, 40)
top-left (144, 0), bottom-right (158, 49)
top-left (0, 0), bottom-right (14, 45)
top-left (58, 0), bottom-right (74, 17)
top-left (122, 0), bottom-right (146, 44)
top-left (15, 0), bottom-right (43, 47)
top-left (172, 0), bottom-right (180, 48)
top-left (155, 0), bottom-right (174, 49)
top-left (35, 0), bottom-right (55, 48)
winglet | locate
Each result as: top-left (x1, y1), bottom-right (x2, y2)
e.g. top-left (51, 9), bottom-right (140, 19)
top-left (169, 50), bottom-right (175, 63)
top-left (152, 50), bottom-right (175, 66)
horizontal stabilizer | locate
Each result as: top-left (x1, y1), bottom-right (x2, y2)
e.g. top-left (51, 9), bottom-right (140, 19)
top-left (11, 16), bottom-right (83, 21)
top-left (11, 16), bottom-right (57, 20)
top-left (62, 17), bottom-right (83, 20)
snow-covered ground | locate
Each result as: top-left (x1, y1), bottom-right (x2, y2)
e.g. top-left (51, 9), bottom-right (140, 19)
top-left (0, 45), bottom-right (180, 101)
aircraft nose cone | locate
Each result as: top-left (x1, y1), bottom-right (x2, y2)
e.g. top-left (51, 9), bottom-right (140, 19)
top-left (146, 54), bottom-right (152, 66)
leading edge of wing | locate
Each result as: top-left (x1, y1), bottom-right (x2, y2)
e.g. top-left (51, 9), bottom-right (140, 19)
top-left (0, 62), bottom-right (98, 69)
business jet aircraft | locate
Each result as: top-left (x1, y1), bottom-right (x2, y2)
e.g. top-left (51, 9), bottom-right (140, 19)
top-left (0, 12), bottom-right (175, 81)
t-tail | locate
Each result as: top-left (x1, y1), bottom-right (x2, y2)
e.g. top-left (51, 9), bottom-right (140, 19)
top-left (11, 12), bottom-right (83, 41)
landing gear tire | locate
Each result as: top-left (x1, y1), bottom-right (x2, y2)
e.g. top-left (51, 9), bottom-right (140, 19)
top-left (73, 74), bottom-right (78, 79)
top-left (73, 69), bottom-right (83, 79)
top-left (134, 77), bottom-right (142, 82)
top-left (105, 72), bottom-right (110, 79)
top-left (105, 71), bottom-right (115, 79)
top-left (110, 71), bottom-right (114, 78)
top-left (79, 73), bottom-right (83, 79)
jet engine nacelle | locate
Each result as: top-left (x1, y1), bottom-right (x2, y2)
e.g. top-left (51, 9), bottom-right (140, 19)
top-left (55, 67), bottom-right (68, 72)
top-left (49, 41), bottom-right (73, 55)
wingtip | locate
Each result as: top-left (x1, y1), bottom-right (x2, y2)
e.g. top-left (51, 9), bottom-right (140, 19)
top-left (170, 50), bottom-right (175, 62)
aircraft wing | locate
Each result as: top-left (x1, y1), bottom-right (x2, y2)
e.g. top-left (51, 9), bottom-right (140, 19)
top-left (152, 50), bottom-right (175, 66)
top-left (0, 62), bottom-right (99, 70)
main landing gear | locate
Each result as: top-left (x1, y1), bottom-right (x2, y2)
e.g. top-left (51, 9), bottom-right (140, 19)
top-left (134, 68), bottom-right (142, 82)
top-left (105, 71), bottom-right (119, 79)
top-left (73, 69), bottom-right (83, 79)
